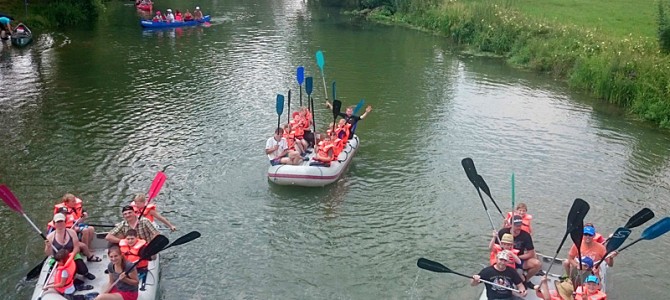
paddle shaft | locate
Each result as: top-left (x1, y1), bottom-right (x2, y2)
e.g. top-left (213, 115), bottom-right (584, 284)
top-left (310, 95), bottom-right (317, 146)
top-left (287, 89), bottom-right (291, 124)
top-left (453, 268), bottom-right (521, 292)
top-left (37, 266), bottom-right (58, 300)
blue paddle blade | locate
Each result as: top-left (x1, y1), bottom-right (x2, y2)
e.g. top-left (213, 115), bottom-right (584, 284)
top-left (332, 81), bottom-right (336, 100)
top-left (641, 217), bottom-right (670, 240)
top-left (606, 227), bottom-right (632, 252)
top-left (353, 99), bottom-right (365, 114)
top-left (297, 66), bottom-right (305, 85)
top-left (276, 94), bottom-right (284, 116)
top-left (316, 50), bottom-right (325, 71)
top-left (305, 77), bottom-right (313, 95)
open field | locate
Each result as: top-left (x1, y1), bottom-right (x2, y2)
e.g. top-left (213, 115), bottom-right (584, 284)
top-left (500, 0), bottom-right (657, 38)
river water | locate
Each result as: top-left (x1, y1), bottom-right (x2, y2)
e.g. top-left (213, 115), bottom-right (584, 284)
top-left (1, 0), bottom-right (669, 299)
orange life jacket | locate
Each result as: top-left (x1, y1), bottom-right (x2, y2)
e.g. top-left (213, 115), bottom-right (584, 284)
top-left (315, 141), bottom-right (334, 162)
top-left (53, 198), bottom-right (83, 228)
top-left (489, 245), bottom-right (521, 268)
top-left (505, 212), bottom-right (533, 234)
top-left (54, 253), bottom-right (76, 294)
top-left (283, 131), bottom-right (296, 150)
top-left (131, 202), bottom-right (156, 222)
top-left (302, 112), bottom-right (312, 129)
top-left (120, 238), bottom-right (148, 269)
top-left (575, 287), bottom-right (607, 300)
top-left (332, 138), bottom-right (344, 159)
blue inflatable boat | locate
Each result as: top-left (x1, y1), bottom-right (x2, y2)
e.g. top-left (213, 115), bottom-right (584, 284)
top-left (140, 15), bottom-right (210, 28)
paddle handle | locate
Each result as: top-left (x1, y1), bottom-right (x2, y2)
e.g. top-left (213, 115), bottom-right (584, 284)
top-left (477, 188), bottom-right (500, 244)
top-left (37, 265), bottom-right (58, 300)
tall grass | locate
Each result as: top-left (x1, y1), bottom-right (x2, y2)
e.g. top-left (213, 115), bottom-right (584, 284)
top-left (364, 0), bottom-right (670, 127)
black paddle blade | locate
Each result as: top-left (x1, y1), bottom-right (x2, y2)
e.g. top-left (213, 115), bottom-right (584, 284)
top-left (25, 257), bottom-right (47, 281)
top-left (460, 158), bottom-right (479, 188)
top-left (332, 100), bottom-right (342, 118)
top-left (606, 227), bottom-right (632, 252)
top-left (140, 235), bottom-right (169, 259)
top-left (477, 175), bottom-right (504, 217)
top-left (570, 220), bottom-right (584, 249)
top-left (625, 208), bottom-right (654, 229)
top-left (566, 198), bottom-right (590, 232)
top-left (417, 258), bottom-right (449, 273)
top-left (166, 231), bottom-right (201, 249)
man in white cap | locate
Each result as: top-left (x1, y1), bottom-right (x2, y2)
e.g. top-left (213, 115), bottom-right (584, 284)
top-left (472, 250), bottom-right (528, 299)
top-left (165, 9), bottom-right (175, 22)
top-left (194, 6), bottom-right (203, 21)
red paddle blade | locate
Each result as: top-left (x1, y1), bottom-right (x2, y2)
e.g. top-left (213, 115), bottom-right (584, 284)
top-left (0, 184), bottom-right (24, 213)
top-left (147, 171), bottom-right (167, 202)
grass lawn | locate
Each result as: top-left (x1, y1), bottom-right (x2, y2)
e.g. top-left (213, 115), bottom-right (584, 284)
top-left (497, 0), bottom-right (658, 39)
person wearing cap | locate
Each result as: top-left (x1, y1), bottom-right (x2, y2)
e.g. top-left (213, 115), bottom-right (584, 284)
top-left (497, 215), bottom-right (542, 286)
top-left (52, 193), bottom-right (97, 260)
top-left (0, 16), bottom-right (11, 40)
top-left (563, 225), bottom-right (615, 278)
top-left (193, 6), bottom-right (204, 21)
top-left (584, 222), bottom-right (605, 244)
top-left (165, 9), bottom-right (175, 22)
top-left (472, 250), bottom-right (527, 299)
top-left (105, 205), bottom-right (160, 244)
top-left (574, 275), bottom-right (606, 300)
top-left (489, 232), bottom-right (521, 268)
top-left (45, 213), bottom-right (98, 282)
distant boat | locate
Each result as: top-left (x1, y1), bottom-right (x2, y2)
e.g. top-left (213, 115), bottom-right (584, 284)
top-left (140, 15), bottom-right (210, 28)
top-left (11, 23), bottom-right (32, 47)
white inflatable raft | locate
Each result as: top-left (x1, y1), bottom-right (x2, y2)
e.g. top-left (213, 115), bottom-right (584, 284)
top-left (477, 253), bottom-right (608, 300)
top-left (268, 135), bottom-right (360, 187)
top-left (31, 233), bottom-right (159, 300)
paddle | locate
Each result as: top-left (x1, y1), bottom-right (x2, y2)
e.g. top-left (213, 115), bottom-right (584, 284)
top-left (104, 235), bottom-right (169, 293)
top-left (604, 208), bottom-right (655, 243)
top-left (287, 90), bottom-right (291, 124)
top-left (306, 77), bottom-right (316, 146)
top-left (461, 158), bottom-right (498, 238)
top-left (353, 99), bottom-right (365, 115)
top-left (614, 216), bottom-right (670, 253)
top-left (297, 66), bottom-right (305, 106)
top-left (331, 100), bottom-right (342, 135)
top-left (332, 81), bottom-right (336, 101)
top-left (593, 227), bottom-right (631, 269)
top-left (159, 230), bottom-right (201, 251)
top-left (511, 173), bottom-right (515, 215)
top-left (417, 258), bottom-right (521, 293)
top-left (26, 217), bottom-right (85, 281)
top-left (85, 223), bottom-right (117, 228)
top-left (276, 94), bottom-right (284, 130)
top-left (569, 219), bottom-right (584, 270)
top-left (476, 174), bottom-right (505, 219)
top-left (316, 50), bottom-right (328, 101)
top-left (545, 198), bottom-right (590, 275)
top-left (137, 171), bottom-right (167, 222)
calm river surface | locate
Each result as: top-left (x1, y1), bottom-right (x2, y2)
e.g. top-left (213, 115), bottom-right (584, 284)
top-left (1, 0), bottom-right (669, 299)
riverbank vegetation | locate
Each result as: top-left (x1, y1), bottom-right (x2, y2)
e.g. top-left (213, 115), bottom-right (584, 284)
top-left (0, 0), bottom-right (105, 28)
top-left (348, 0), bottom-right (670, 127)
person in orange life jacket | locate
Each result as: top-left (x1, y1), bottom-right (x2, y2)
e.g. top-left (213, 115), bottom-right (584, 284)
top-left (584, 222), bottom-right (605, 244)
top-left (472, 250), bottom-right (528, 299)
top-left (106, 205), bottom-right (160, 244)
top-left (52, 193), bottom-right (98, 261)
top-left (298, 107), bottom-right (316, 148)
top-left (563, 225), bottom-right (616, 279)
top-left (130, 193), bottom-right (176, 232)
top-left (574, 275), bottom-right (606, 300)
top-left (311, 133), bottom-right (335, 166)
top-left (175, 10), bottom-right (183, 22)
top-left (96, 245), bottom-right (139, 300)
top-left (498, 215), bottom-right (542, 286)
top-left (503, 202), bottom-right (533, 235)
top-left (265, 128), bottom-right (304, 166)
top-left (289, 115), bottom-right (309, 156)
top-left (120, 229), bottom-right (152, 290)
top-left (324, 102), bottom-right (373, 137)
top-left (489, 232), bottom-right (521, 268)
top-left (45, 213), bottom-right (98, 281)
top-left (153, 11), bottom-right (164, 22)
top-left (42, 249), bottom-right (76, 300)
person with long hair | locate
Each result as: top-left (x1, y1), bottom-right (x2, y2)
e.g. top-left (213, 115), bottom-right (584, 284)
top-left (95, 245), bottom-right (139, 300)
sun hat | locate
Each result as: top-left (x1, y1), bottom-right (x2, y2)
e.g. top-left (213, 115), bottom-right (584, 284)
top-left (53, 213), bottom-right (66, 222)
top-left (501, 233), bottom-right (514, 244)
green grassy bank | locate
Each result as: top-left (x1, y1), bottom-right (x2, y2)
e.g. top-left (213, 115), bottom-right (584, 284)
top-left (0, 0), bottom-right (105, 28)
top-left (357, 0), bottom-right (670, 127)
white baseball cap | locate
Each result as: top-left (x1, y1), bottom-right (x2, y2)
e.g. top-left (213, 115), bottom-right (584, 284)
top-left (167, 9), bottom-right (172, 12)
top-left (196, 6), bottom-right (200, 10)
top-left (53, 213), bottom-right (66, 222)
